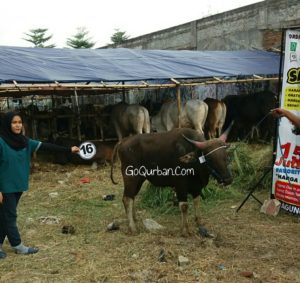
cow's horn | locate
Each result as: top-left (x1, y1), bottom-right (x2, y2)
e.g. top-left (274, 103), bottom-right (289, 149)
top-left (219, 121), bottom-right (234, 142)
top-left (182, 134), bottom-right (205, 149)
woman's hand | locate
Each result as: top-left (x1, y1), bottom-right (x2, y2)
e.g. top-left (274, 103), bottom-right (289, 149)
top-left (271, 108), bottom-right (287, 118)
top-left (71, 146), bottom-right (80, 153)
top-left (272, 108), bottom-right (300, 129)
top-left (0, 192), bottom-right (3, 204)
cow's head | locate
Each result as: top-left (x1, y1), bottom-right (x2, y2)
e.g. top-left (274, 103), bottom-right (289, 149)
top-left (180, 124), bottom-right (233, 186)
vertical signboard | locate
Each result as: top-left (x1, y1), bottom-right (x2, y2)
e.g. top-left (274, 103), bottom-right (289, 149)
top-left (272, 29), bottom-right (300, 215)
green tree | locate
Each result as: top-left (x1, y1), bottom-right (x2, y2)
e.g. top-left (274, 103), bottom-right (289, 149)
top-left (23, 28), bottom-right (55, 48)
top-left (110, 29), bottom-right (130, 45)
top-left (66, 27), bottom-right (95, 49)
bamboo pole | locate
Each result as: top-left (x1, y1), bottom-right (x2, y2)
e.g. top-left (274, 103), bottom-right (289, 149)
top-left (74, 88), bottom-right (81, 140)
top-left (176, 85), bottom-right (182, 128)
top-left (170, 78), bottom-right (182, 129)
top-left (0, 77), bottom-right (280, 96)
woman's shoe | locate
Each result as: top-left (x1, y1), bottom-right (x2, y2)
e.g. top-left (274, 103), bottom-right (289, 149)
top-left (15, 247), bottom-right (39, 255)
top-left (13, 243), bottom-right (39, 255)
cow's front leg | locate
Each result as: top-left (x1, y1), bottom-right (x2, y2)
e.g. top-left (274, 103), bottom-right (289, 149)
top-left (193, 196), bottom-right (202, 226)
top-left (123, 195), bottom-right (137, 234)
top-left (179, 202), bottom-right (191, 236)
top-left (132, 199), bottom-right (138, 221)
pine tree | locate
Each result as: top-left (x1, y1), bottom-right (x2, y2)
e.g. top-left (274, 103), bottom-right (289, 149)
top-left (23, 28), bottom-right (55, 48)
top-left (66, 27), bottom-right (95, 49)
top-left (110, 29), bottom-right (130, 46)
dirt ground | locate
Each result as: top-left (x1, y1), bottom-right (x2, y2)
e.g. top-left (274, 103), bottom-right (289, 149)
top-left (0, 158), bottom-right (299, 283)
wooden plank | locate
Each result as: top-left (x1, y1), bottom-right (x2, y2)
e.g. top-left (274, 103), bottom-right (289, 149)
top-left (176, 85), bottom-right (181, 128)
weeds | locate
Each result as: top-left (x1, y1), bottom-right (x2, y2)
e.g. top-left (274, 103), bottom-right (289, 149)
top-left (229, 142), bottom-right (273, 191)
top-left (138, 182), bottom-right (178, 215)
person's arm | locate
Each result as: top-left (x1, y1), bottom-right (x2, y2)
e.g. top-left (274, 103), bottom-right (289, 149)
top-left (38, 142), bottom-right (80, 153)
top-left (272, 108), bottom-right (300, 129)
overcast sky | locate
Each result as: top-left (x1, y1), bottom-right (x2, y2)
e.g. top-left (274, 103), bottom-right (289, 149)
top-left (0, 0), bottom-right (262, 48)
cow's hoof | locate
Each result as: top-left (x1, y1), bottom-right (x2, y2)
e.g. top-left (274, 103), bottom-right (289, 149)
top-left (198, 226), bottom-right (215, 238)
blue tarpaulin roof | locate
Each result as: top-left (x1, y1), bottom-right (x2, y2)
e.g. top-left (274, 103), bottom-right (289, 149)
top-left (0, 46), bottom-right (280, 84)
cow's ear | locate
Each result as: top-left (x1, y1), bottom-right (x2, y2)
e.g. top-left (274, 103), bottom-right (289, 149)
top-left (179, 152), bottom-right (197, 163)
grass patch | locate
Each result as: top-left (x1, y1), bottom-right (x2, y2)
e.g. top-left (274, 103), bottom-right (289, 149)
top-left (138, 182), bottom-right (178, 215)
top-left (202, 180), bottom-right (242, 201)
top-left (228, 142), bottom-right (273, 191)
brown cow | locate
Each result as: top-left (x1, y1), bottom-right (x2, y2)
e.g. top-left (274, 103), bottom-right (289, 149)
top-left (204, 98), bottom-right (227, 139)
top-left (110, 126), bottom-right (232, 236)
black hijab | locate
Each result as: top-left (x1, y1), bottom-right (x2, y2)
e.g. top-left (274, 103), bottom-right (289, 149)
top-left (0, 111), bottom-right (28, 150)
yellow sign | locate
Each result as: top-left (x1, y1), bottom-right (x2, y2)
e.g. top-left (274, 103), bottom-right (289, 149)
top-left (287, 68), bottom-right (300, 84)
top-left (283, 86), bottom-right (300, 110)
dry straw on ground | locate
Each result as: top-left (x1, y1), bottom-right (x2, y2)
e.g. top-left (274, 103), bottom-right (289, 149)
top-left (0, 143), bottom-right (299, 283)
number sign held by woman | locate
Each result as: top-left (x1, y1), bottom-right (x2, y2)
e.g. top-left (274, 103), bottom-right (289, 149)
top-left (79, 142), bottom-right (96, 160)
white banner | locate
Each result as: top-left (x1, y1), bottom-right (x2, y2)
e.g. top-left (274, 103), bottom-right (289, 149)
top-left (272, 29), bottom-right (300, 215)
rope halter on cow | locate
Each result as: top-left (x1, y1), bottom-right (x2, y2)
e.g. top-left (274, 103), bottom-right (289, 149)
top-left (200, 147), bottom-right (228, 182)
top-left (181, 133), bottom-right (229, 175)
top-left (204, 145), bottom-right (228, 158)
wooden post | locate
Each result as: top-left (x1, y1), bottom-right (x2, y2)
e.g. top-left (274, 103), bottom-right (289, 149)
top-left (74, 89), bottom-right (81, 140)
top-left (122, 81), bottom-right (126, 102)
top-left (176, 85), bottom-right (181, 128)
top-left (171, 79), bottom-right (182, 128)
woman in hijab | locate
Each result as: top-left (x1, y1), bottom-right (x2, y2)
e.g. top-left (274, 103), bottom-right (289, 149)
top-left (0, 112), bottom-right (80, 259)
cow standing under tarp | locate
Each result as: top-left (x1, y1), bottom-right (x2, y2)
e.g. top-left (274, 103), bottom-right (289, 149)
top-left (110, 126), bottom-right (232, 236)
top-left (204, 98), bottom-right (227, 139)
top-left (222, 91), bottom-right (277, 141)
top-left (151, 99), bottom-right (208, 134)
top-left (103, 102), bottom-right (150, 141)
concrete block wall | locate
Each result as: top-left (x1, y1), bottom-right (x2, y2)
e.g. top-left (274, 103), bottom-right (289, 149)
top-left (102, 0), bottom-right (300, 51)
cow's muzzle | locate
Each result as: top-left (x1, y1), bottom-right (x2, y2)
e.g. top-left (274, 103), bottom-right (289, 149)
top-left (219, 176), bottom-right (233, 187)
top-left (208, 166), bottom-right (232, 187)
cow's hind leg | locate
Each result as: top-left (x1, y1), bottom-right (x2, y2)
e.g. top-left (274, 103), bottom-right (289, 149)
top-left (193, 196), bottom-right (202, 226)
top-left (123, 195), bottom-right (137, 234)
top-left (122, 177), bottom-right (144, 234)
top-left (176, 186), bottom-right (191, 236)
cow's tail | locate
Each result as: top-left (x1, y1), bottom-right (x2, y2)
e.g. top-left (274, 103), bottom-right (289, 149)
top-left (110, 141), bottom-right (121, 185)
